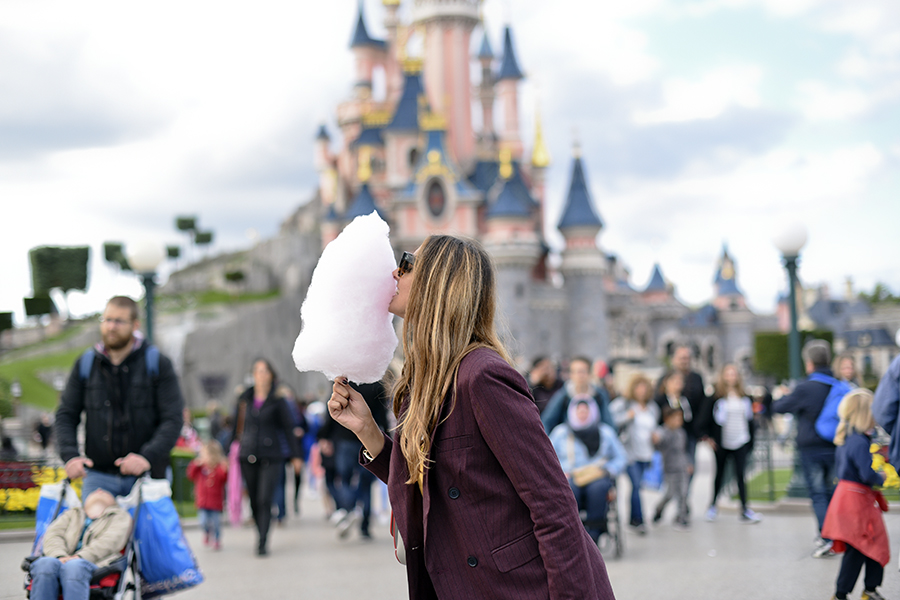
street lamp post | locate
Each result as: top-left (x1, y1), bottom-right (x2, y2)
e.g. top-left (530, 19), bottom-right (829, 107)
top-left (126, 241), bottom-right (165, 346)
top-left (774, 223), bottom-right (809, 498)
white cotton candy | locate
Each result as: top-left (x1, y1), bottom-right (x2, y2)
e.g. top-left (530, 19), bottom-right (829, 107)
top-left (292, 212), bottom-right (399, 383)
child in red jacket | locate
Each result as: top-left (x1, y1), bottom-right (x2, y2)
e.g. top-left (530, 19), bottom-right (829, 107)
top-left (187, 440), bottom-right (229, 550)
top-left (822, 389), bottom-right (889, 600)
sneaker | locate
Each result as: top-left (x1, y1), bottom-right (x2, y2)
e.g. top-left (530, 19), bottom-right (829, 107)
top-left (672, 519), bottom-right (690, 532)
top-left (629, 522), bottom-right (647, 535)
top-left (213, 541), bottom-right (221, 551)
top-left (338, 509), bottom-right (361, 539)
top-left (740, 509), bottom-right (762, 524)
top-left (812, 540), bottom-right (835, 558)
top-left (329, 508), bottom-right (348, 525)
top-left (861, 589), bottom-right (886, 600)
top-left (705, 506), bottom-right (718, 522)
top-left (203, 532), bottom-right (210, 546)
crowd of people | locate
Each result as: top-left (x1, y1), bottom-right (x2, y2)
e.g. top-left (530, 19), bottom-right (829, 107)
top-left (29, 234), bottom-right (900, 600)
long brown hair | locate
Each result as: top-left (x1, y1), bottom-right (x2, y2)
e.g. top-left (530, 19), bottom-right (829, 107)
top-left (391, 235), bottom-right (509, 484)
top-left (714, 363), bottom-right (746, 399)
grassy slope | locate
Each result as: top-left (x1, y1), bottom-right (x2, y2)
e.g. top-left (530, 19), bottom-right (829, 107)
top-left (0, 349), bottom-right (84, 410)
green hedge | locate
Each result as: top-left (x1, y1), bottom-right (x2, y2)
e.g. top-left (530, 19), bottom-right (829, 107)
top-left (754, 329), bottom-right (834, 382)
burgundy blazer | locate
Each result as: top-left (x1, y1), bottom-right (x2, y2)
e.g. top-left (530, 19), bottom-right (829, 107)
top-left (364, 348), bottom-right (616, 600)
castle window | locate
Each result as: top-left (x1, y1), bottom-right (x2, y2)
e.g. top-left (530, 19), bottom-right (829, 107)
top-left (409, 148), bottom-right (419, 169)
top-left (426, 180), bottom-right (446, 217)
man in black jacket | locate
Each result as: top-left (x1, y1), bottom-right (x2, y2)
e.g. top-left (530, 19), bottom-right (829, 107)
top-left (772, 339), bottom-right (837, 557)
top-left (55, 296), bottom-right (184, 499)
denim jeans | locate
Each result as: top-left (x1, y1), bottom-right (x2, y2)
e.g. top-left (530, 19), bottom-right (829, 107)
top-left (334, 439), bottom-right (375, 534)
top-left (241, 458), bottom-right (283, 549)
top-left (626, 461), bottom-right (650, 525)
top-left (198, 509), bottom-right (222, 542)
top-left (31, 556), bottom-right (97, 600)
top-left (569, 477), bottom-right (612, 543)
top-left (799, 446), bottom-right (836, 532)
top-left (81, 469), bottom-right (138, 500)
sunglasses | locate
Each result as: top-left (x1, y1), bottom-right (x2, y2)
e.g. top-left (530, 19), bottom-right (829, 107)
top-left (398, 251), bottom-right (415, 277)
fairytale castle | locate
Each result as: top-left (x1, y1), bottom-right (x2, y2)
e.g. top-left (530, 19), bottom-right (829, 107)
top-left (310, 0), bottom-right (770, 376)
top-left (160, 0), bottom-right (778, 403)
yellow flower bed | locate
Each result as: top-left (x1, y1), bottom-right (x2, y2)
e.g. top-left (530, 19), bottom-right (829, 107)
top-left (0, 465), bottom-right (76, 513)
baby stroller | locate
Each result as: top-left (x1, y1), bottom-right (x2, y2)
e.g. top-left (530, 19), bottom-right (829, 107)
top-left (22, 478), bottom-right (144, 600)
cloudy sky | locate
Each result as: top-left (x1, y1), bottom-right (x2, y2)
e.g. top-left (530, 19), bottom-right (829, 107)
top-left (1, 0), bottom-right (898, 325)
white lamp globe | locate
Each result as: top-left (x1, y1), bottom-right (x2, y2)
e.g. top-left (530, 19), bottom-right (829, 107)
top-left (773, 223), bottom-right (809, 257)
top-left (126, 240), bottom-right (165, 273)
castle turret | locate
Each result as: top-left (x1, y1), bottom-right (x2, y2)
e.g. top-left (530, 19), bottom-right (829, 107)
top-left (477, 30), bottom-right (496, 153)
top-left (641, 263), bottom-right (675, 304)
top-left (712, 244), bottom-right (747, 311)
top-left (411, 0), bottom-right (479, 166)
top-left (383, 61), bottom-right (424, 187)
top-left (381, 0), bottom-right (404, 104)
top-left (350, 0), bottom-right (388, 100)
top-left (530, 107), bottom-right (550, 233)
top-left (558, 145), bottom-right (608, 358)
top-left (496, 26), bottom-right (525, 160)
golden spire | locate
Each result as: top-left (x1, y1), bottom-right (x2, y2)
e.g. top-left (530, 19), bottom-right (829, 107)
top-left (531, 108), bottom-right (551, 169)
top-left (499, 146), bottom-right (513, 179)
top-left (358, 146), bottom-right (372, 183)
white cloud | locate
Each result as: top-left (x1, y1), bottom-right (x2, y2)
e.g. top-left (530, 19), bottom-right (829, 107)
top-left (794, 80), bottom-right (871, 120)
top-left (633, 65), bottom-right (763, 124)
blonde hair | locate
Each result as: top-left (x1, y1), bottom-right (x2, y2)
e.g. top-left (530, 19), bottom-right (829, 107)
top-left (202, 439), bottom-right (227, 467)
top-left (391, 235), bottom-right (509, 484)
top-left (834, 388), bottom-right (875, 446)
top-left (714, 363), bottom-right (746, 399)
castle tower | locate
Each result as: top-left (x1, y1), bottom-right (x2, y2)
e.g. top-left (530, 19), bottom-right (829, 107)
top-left (496, 26), bottom-right (525, 160)
top-left (712, 244), bottom-right (747, 311)
top-left (410, 0), bottom-right (479, 166)
top-left (381, 0), bottom-right (404, 104)
top-left (530, 107), bottom-right (551, 234)
top-left (383, 61), bottom-right (424, 188)
top-left (350, 1), bottom-right (388, 100)
top-left (484, 149), bottom-right (542, 355)
top-left (641, 263), bottom-right (676, 304)
top-left (476, 30), bottom-right (496, 152)
top-left (558, 145), bottom-right (608, 358)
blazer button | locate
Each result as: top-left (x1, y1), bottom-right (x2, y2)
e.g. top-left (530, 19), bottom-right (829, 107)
top-left (467, 556), bottom-right (478, 568)
top-left (448, 487), bottom-right (460, 499)
top-left (248, 455), bottom-right (257, 464)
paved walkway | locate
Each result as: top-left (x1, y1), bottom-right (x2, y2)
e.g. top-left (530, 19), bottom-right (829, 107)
top-left (3, 445), bottom-right (900, 599)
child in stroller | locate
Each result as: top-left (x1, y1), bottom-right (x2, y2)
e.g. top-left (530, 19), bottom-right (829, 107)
top-left (28, 488), bottom-right (132, 600)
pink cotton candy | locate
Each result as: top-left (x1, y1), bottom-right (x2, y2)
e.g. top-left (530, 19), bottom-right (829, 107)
top-left (292, 212), bottom-right (398, 383)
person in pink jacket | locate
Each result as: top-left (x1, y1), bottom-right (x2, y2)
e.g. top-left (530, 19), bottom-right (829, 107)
top-left (328, 235), bottom-right (616, 600)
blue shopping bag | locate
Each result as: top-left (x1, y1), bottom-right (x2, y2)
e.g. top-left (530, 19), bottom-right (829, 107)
top-left (120, 478), bottom-right (203, 598)
top-left (642, 452), bottom-right (663, 490)
top-left (31, 480), bottom-right (81, 557)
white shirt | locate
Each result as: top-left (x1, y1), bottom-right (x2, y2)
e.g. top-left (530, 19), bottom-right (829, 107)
top-left (717, 393), bottom-right (752, 450)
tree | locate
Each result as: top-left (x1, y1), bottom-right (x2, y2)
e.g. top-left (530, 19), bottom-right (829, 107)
top-left (859, 282), bottom-right (900, 305)
top-left (103, 242), bottom-right (132, 271)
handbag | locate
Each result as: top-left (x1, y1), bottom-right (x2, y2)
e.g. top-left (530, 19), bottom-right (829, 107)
top-left (567, 433), bottom-right (607, 487)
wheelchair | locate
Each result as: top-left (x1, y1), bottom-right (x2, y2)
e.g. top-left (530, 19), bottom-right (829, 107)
top-left (577, 477), bottom-right (623, 559)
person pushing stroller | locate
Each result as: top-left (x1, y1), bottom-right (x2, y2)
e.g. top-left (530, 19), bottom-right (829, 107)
top-left (29, 489), bottom-right (132, 600)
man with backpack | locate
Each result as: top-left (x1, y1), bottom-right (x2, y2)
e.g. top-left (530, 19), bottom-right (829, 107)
top-left (773, 339), bottom-right (844, 558)
top-left (55, 296), bottom-right (184, 499)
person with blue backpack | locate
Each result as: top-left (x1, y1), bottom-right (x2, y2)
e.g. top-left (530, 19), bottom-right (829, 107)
top-left (55, 296), bottom-right (185, 500)
top-left (773, 339), bottom-right (851, 558)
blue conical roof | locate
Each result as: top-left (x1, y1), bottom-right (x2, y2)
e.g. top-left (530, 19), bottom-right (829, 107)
top-left (557, 156), bottom-right (602, 230)
top-left (315, 124), bottom-right (330, 140)
top-left (345, 184), bottom-right (387, 221)
top-left (350, 1), bottom-right (387, 50)
top-left (644, 264), bottom-right (667, 292)
top-left (386, 72), bottom-right (423, 131)
top-left (478, 32), bottom-right (494, 60)
top-left (487, 179), bottom-right (531, 219)
top-left (497, 26), bottom-right (524, 80)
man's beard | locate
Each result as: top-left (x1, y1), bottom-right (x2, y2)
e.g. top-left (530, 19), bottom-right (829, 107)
top-left (103, 332), bottom-right (132, 351)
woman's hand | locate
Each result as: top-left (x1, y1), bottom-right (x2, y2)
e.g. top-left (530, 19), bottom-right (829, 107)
top-left (329, 378), bottom-right (374, 435)
top-left (328, 378), bottom-right (385, 459)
